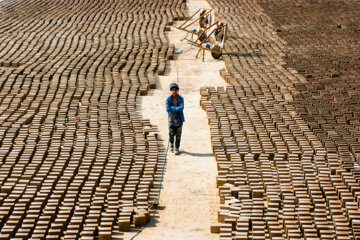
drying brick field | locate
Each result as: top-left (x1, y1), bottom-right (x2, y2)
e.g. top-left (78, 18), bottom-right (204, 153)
top-left (0, 0), bottom-right (185, 239)
top-left (0, 0), bottom-right (360, 239)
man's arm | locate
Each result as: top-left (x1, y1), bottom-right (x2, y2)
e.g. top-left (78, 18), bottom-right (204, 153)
top-left (166, 98), bottom-right (171, 112)
top-left (166, 98), bottom-right (176, 113)
top-left (175, 97), bottom-right (184, 112)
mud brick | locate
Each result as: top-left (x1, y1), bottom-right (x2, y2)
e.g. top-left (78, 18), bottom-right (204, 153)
top-left (64, 234), bottom-right (78, 240)
top-left (32, 229), bottom-right (47, 238)
top-left (157, 63), bottom-right (166, 75)
top-left (1, 185), bottom-right (14, 194)
top-left (64, 228), bottom-right (79, 236)
top-left (133, 214), bottom-right (147, 227)
top-left (118, 218), bottom-right (131, 232)
top-left (46, 234), bottom-right (61, 240)
top-left (2, 62), bottom-right (10, 67)
top-left (0, 234), bottom-right (11, 240)
top-left (252, 236), bottom-right (266, 240)
top-left (134, 208), bottom-right (150, 220)
top-left (210, 223), bottom-right (223, 233)
top-left (100, 220), bottom-right (114, 229)
top-left (252, 190), bottom-right (264, 198)
top-left (98, 227), bottom-right (112, 240)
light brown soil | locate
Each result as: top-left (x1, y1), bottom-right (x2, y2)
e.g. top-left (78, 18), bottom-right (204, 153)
top-left (121, 0), bottom-right (227, 239)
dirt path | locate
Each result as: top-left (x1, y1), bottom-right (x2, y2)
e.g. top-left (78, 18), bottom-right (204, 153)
top-left (121, 0), bottom-right (227, 239)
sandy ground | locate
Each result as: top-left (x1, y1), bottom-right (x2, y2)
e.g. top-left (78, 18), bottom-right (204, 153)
top-left (120, 0), bottom-right (228, 239)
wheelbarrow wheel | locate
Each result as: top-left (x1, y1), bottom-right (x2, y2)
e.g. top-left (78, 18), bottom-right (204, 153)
top-left (211, 51), bottom-right (222, 59)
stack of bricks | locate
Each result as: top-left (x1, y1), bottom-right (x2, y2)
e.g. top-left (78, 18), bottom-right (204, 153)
top-left (0, 0), bottom-right (186, 239)
top-left (202, 0), bottom-right (360, 239)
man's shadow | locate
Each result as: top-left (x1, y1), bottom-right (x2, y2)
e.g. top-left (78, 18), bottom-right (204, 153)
top-left (180, 151), bottom-right (214, 157)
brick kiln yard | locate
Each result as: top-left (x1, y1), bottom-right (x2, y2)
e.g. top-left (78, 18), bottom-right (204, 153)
top-left (0, 0), bottom-right (360, 240)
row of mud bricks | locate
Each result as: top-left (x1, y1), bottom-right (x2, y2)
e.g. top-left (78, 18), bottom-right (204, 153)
top-left (202, 0), bottom-right (360, 239)
top-left (0, 0), bottom-right (186, 239)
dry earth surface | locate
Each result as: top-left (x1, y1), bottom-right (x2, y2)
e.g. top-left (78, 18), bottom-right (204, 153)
top-left (121, 0), bottom-right (227, 239)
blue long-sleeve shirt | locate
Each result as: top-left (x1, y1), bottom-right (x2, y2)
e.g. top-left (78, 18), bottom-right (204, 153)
top-left (166, 95), bottom-right (185, 126)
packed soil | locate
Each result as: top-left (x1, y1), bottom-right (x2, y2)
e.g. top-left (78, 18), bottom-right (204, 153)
top-left (121, 0), bottom-right (227, 239)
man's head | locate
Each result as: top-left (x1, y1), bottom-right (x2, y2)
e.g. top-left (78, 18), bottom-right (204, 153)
top-left (170, 83), bottom-right (179, 96)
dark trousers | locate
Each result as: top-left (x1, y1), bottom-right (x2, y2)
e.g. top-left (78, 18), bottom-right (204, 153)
top-left (169, 125), bottom-right (182, 148)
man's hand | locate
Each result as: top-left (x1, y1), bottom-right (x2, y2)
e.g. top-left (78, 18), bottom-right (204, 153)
top-left (175, 103), bottom-right (183, 112)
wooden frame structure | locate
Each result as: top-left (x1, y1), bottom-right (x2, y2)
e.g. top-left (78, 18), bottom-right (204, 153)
top-left (174, 8), bottom-right (227, 60)
top-left (188, 20), bottom-right (227, 60)
top-left (174, 8), bottom-right (213, 42)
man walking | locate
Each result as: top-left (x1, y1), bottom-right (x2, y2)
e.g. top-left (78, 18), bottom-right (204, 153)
top-left (166, 83), bottom-right (184, 155)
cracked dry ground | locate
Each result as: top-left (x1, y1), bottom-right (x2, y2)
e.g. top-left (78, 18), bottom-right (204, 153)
top-left (1, 0), bottom-right (360, 240)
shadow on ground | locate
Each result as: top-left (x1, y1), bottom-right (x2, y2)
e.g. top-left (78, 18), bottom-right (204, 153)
top-left (224, 52), bottom-right (263, 57)
top-left (180, 150), bottom-right (214, 157)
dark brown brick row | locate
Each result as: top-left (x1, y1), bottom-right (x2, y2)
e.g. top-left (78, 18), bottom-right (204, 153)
top-left (202, 0), bottom-right (360, 238)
